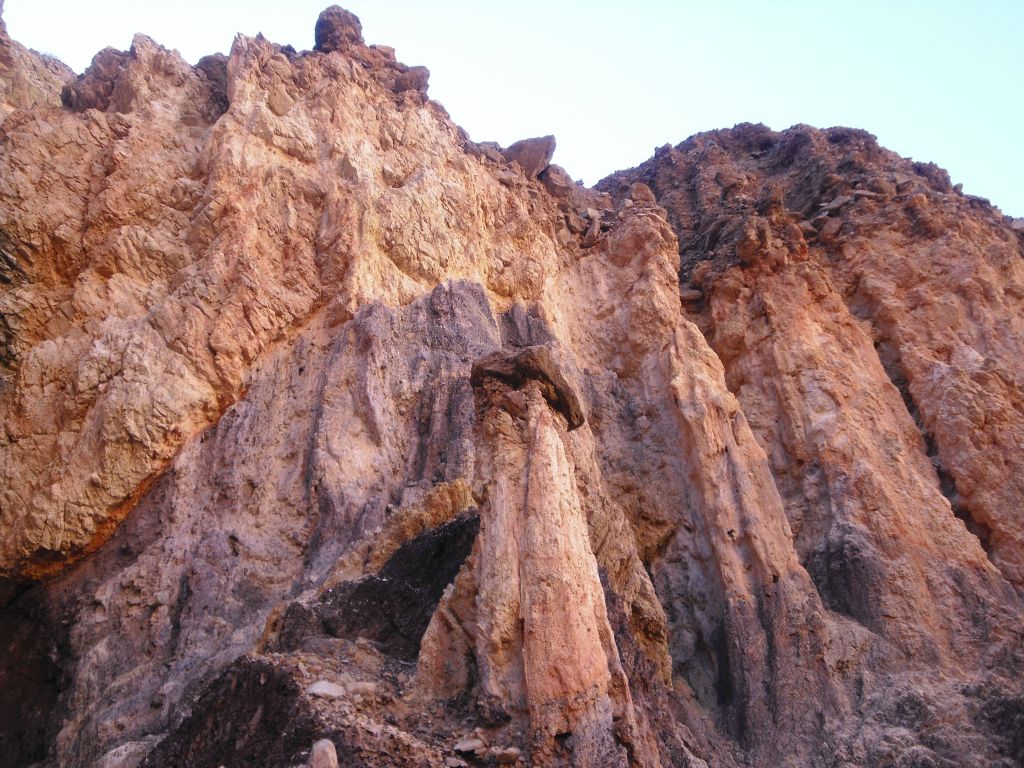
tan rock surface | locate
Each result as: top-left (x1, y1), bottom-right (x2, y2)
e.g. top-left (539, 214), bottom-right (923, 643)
top-left (0, 9), bottom-right (1022, 768)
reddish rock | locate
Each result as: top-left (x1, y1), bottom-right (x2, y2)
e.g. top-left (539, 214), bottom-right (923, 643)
top-left (628, 181), bottom-right (657, 203)
top-left (0, 10), bottom-right (1021, 768)
top-left (393, 64), bottom-right (429, 94)
top-left (538, 163), bottom-right (576, 200)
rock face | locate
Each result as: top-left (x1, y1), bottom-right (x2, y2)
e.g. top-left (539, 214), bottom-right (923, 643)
top-left (0, 1), bottom-right (73, 120)
top-left (0, 6), bottom-right (1022, 768)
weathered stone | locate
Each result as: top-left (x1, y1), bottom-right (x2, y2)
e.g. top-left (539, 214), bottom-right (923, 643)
top-left (308, 739), bottom-right (338, 768)
top-left (870, 176), bottom-right (897, 196)
top-left (736, 216), bottom-right (773, 265)
top-left (314, 5), bottom-right (363, 53)
top-left (500, 134), bottom-right (556, 178)
top-left (820, 193), bottom-right (853, 212)
top-left (393, 65), bottom-right (429, 94)
top-left (306, 681), bottom-right (347, 700)
top-left (470, 345), bottom-right (585, 430)
top-left (60, 47), bottom-right (130, 112)
top-left (628, 181), bottom-right (656, 203)
top-left (194, 53), bottom-right (229, 116)
top-left (539, 163), bottom-right (575, 199)
top-left (819, 215), bottom-right (844, 239)
top-left (494, 746), bottom-right (521, 764)
top-left (566, 210), bottom-right (587, 233)
top-left (465, 139), bottom-right (503, 163)
top-left (267, 84), bottom-right (295, 115)
top-left (453, 737), bottom-right (485, 753)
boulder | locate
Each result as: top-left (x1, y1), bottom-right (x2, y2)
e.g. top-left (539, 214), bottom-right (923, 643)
top-left (495, 746), bottom-right (521, 764)
top-left (539, 164), bottom-right (575, 200)
top-left (393, 65), bottom-right (430, 95)
top-left (628, 182), bottom-right (657, 203)
top-left (501, 135), bottom-right (556, 178)
top-left (305, 681), bottom-right (346, 699)
top-left (308, 739), bottom-right (338, 768)
top-left (314, 6), bottom-right (364, 53)
top-left (453, 737), bottom-right (485, 753)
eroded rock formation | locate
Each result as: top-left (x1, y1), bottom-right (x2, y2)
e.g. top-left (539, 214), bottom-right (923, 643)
top-left (1, 6), bottom-right (1022, 768)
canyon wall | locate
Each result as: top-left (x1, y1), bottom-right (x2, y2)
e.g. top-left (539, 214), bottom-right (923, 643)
top-left (1, 6), bottom-right (1022, 767)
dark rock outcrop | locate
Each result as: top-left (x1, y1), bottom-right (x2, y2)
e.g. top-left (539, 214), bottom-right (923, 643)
top-left (276, 513), bottom-right (480, 660)
top-left (314, 5), bottom-right (364, 53)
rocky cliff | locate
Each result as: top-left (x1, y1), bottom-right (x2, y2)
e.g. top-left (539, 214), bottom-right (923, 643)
top-left (1, 6), bottom-right (1022, 768)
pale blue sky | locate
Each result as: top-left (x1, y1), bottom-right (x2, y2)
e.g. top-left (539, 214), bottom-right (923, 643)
top-left (6, 1), bottom-right (1023, 215)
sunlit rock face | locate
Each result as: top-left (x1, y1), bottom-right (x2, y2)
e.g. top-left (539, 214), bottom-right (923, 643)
top-left (1, 6), bottom-right (1022, 768)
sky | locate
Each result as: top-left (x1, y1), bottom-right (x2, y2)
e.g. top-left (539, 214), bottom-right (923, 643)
top-left (6, 1), bottom-right (1023, 215)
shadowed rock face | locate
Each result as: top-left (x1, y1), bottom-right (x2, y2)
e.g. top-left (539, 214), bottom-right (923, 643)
top-left (471, 345), bottom-right (586, 431)
top-left (0, 592), bottom-right (65, 768)
top-left (276, 513), bottom-right (480, 660)
top-left (0, 5), bottom-right (1022, 768)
